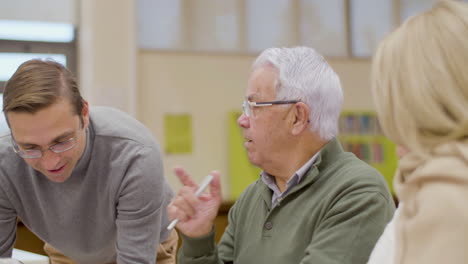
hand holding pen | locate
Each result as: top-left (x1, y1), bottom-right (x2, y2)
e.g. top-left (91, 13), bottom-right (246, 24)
top-left (167, 167), bottom-right (222, 238)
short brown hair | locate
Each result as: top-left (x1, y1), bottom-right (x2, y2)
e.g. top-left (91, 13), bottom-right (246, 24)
top-left (2, 59), bottom-right (84, 124)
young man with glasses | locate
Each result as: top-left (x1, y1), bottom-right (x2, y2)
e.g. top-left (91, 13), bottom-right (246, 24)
top-left (0, 59), bottom-right (177, 264)
top-left (168, 47), bottom-right (395, 264)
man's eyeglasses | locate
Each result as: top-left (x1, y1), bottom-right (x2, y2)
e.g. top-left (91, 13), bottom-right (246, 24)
top-left (11, 136), bottom-right (78, 159)
top-left (242, 100), bottom-right (300, 117)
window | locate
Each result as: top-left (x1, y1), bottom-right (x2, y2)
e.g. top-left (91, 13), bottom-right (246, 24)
top-left (0, 53), bottom-right (67, 82)
top-left (246, 0), bottom-right (296, 53)
top-left (136, 0), bottom-right (444, 57)
top-left (299, 0), bottom-right (347, 57)
top-left (350, 0), bottom-right (394, 57)
top-left (0, 94), bottom-right (8, 134)
top-left (0, 20), bottom-right (76, 92)
top-left (0, 20), bottom-right (74, 43)
top-left (400, 0), bottom-right (438, 22)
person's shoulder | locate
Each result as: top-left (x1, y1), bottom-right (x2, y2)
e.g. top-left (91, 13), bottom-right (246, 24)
top-left (320, 141), bottom-right (390, 195)
top-left (89, 106), bottom-right (158, 146)
top-left (0, 133), bottom-right (19, 162)
top-left (90, 106), bottom-right (137, 125)
top-left (0, 131), bottom-right (10, 146)
top-left (0, 133), bottom-right (26, 186)
top-left (336, 154), bottom-right (388, 187)
top-left (321, 139), bottom-right (384, 179)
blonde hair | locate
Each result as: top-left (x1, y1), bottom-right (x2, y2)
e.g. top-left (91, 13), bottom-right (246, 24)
top-left (371, 0), bottom-right (468, 153)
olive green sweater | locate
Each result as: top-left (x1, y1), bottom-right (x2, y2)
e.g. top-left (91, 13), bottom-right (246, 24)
top-left (179, 139), bottom-right (395, 264)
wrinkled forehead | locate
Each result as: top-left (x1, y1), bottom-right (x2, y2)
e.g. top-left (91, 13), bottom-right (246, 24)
top-left (246, 66), bottom-right (279, 101)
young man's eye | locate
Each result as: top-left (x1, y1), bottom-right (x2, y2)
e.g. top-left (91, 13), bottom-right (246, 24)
top-left (23, 146), bottom-right (39, 151)
top-left (56, 138), bottom-right (73, 145)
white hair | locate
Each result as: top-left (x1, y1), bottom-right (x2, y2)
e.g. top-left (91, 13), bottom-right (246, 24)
top-left (252, 46), bottom-right (343, 141)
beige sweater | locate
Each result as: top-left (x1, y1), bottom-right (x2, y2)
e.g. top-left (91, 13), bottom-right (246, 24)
top-left (394, 139), bottom-right (468, 263)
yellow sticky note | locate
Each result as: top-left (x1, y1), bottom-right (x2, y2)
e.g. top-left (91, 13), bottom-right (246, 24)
top-left (164, 114), bottom-right (192, 154)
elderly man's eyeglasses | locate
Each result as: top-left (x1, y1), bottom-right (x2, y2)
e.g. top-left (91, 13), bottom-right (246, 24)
top-left (11, 136), bottom-right (78, 159)
top-left (242, 100), bottom-right (299, 117)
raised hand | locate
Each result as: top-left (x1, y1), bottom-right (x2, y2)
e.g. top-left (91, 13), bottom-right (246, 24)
top-left (167, 167), bottom-right (222, 238)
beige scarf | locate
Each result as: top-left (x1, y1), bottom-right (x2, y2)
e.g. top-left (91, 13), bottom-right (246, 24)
top-left (393, 139), bottom-right (468, 264)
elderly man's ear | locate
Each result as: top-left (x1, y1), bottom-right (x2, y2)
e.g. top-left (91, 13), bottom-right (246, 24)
top-left (291, 102), bottom-right (310, 135)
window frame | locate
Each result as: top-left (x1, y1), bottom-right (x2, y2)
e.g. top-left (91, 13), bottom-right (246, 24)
top-left (0, 36), bottom-right (77, 93)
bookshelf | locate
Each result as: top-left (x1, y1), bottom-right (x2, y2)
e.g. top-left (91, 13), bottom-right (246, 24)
top-left (339, 111), bottom-right (397, 193)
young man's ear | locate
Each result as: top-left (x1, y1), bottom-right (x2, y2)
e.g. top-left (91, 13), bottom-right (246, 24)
top-left (81, 100), bottom-right (90, 129)
top-left (291, 102), bottom-right (310, 135)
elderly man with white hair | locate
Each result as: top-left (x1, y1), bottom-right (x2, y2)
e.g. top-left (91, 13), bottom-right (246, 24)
top-left (168, 46), bottom-right (395, 264)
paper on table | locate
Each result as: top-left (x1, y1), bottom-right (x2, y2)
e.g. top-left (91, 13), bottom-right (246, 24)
top-left (11, 248), bottom-right (49, 264)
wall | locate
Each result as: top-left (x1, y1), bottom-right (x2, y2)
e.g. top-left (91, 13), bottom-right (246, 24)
top-left (78, 0), bottom-right (138, 116)
top-left (0, 0), bottom-right (76, 24)
top-left (138, 51), bottom-right (373, 200)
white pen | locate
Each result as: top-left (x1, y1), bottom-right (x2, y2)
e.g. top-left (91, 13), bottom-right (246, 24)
top-left (167, 174), bottom-right (214, 230)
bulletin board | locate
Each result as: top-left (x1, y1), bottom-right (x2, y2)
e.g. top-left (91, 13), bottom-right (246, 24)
top-left (164, 113), bottom-right (192, 154)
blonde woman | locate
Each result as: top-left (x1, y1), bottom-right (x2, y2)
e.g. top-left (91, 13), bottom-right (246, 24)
top-left (370, 0), bottom-right (468, 263)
